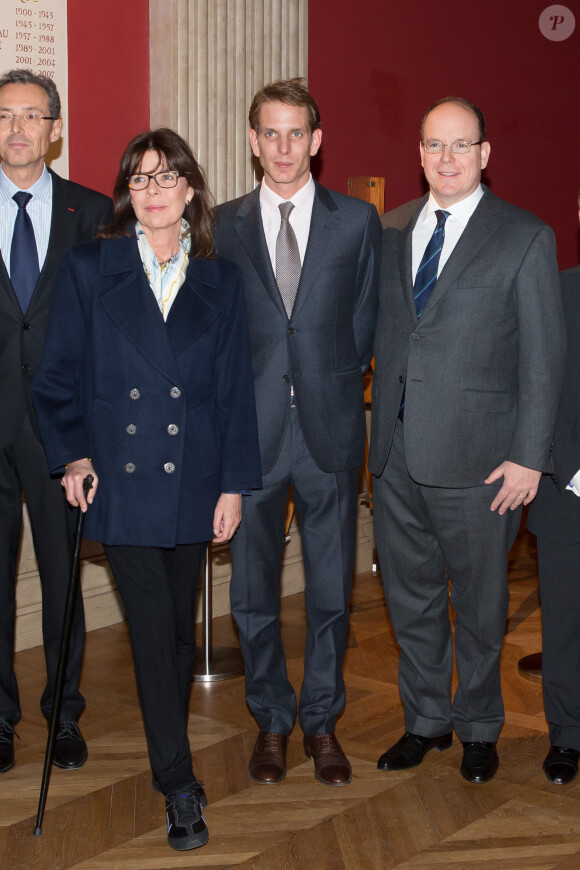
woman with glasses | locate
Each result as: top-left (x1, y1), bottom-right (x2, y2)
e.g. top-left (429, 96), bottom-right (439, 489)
top-left (32, 128), bottom-right (261, 853)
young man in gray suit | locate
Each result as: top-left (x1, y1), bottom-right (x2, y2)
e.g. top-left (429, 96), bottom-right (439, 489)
top-left (0, 70), bottom-right (111, 775)
top-left (215, 79), bottom-right (381, 786)
top-left (527, 197), bottom-right (580, 786)
top-left (370, 96), bottom-right (565, 783)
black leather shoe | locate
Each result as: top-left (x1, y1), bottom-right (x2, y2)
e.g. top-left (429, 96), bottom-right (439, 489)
top-left (377, 731), bottom-right (453, 770)
top-left (152, 774), bottom-right (208, 807)
top-left (52, 720), bottom-right (88, 769)
top-left (543, 746), bottom-right (579, 784)
top-left (165, 785), bottom-right (208, 851)
top-left (460, 741), bottom-right (498, 783)
top-left (0, 719), bottom-right (16, 774)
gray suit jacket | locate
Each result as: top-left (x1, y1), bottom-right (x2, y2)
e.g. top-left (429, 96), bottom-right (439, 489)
top-left (528, 266), bottom-right (580, 542)
top-left (369, 187), bottom-right (565, 487)
top-left (215, 182), bottom-right (382, 475)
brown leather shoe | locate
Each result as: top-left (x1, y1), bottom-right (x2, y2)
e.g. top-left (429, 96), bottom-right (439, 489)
top-left (249, 731), bottom-right (288, 784)
top-left (303, 732), bottom-right (352, 785)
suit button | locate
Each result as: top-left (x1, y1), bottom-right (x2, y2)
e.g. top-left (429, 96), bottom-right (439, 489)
top-left (399, 375), bottom-right (404, 383)
top-left (170, 387), bottom-right (181, 398)
top-left (286, 327), bottom-right (295, 335)
top-left (22, 364), bottom-right (31, 373)
top-left (167, 424), bottom-right (179, 435)
top-left (164, 462), bottom-right (175, 474)
top-left (126, 424), bottom-right (137, 434)
top-left (282, 375), bottom-right (290, 383)
top-left (411, 332), bottom-right (420, 340)
top-left (22, 322), bottom-right (31, 330)
top-left (125, 462), bottom-right (136, 473)
top-left (129, 388), bottom-right (140, 400)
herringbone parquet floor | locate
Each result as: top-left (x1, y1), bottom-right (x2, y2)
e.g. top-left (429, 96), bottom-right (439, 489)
top-left (2, 524), bottom-right (577, 870)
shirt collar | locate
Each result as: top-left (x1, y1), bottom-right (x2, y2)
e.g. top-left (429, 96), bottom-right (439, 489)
top-left (0, 163), bottom-right (51, 205)
top-left (425, 184), bottom-right (484, 225)
top-left (259, 173), bottom-right (315, 217)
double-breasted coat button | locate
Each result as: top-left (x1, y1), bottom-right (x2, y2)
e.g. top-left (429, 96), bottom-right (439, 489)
top-left (164, 462), bottom-right (176, 474)
top-left (170, 387), bottom-right (181, 398)
top-left (129, 388), bottom-right (140, 400)
top-left (125, 462), bottom-right (136, 473)
top-left (22, 364), bottom-right (31, 373)
top-left (282, 375), bottom-right (290, 383)
top-left (126, 424), bottom-right (137, 434)
top-left (167, 424), bottom-right (179, 435)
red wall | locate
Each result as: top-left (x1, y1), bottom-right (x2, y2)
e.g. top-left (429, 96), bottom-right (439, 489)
top-left (67, 0), bottom-right (149, 196)
top-left (309, 0), bottom-right (580, 268)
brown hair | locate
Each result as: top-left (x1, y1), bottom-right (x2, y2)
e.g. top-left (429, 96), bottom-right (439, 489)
top-left (420, 96), bottom-right (486, 143)
top-left (99, 128), bottom-right (215, 258)
top-left (249, 78), bottom-right (321, 134)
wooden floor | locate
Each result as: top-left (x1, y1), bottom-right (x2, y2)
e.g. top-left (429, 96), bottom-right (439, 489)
top-left (2, 524), bottom-right (578, 870)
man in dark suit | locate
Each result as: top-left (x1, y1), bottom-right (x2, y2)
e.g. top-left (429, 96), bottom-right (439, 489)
top-left (215, 79), bottom-right (381, 786)
top-left (369, 96), bottom-right (565, 783)
top-left (528, 199), bottom-right (580, 785)
top-left (0, 69), bottom-right (111, 774)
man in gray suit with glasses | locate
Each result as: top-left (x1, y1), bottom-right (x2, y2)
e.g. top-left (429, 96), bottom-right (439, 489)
top-left (370, 96), bottom-right (564, 784)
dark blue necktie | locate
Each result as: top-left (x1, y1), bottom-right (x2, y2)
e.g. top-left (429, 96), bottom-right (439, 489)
top-left (413, 209), bottom-right (449, 318)
top-left (399, 208), bottom-right (450, 421)
top-left (11, 191), bottom-right (40, 313)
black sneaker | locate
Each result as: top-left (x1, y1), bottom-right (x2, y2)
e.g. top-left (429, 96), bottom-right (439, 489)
top-left (152, 774), bottom-right (208, 808)
top-left (165, 785), bottom-right (209, 851)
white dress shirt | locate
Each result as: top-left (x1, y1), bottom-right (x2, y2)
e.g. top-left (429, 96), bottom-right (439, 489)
top-left (259, 174), bottom-right (315, 272)
top-left (412, 185), bottom-right (484, 283)
top-left (0, 164), bottom-right (52, 274)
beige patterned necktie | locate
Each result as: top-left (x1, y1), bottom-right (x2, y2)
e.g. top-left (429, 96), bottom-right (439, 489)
top-left (275, 201), bottom-right (301, 318)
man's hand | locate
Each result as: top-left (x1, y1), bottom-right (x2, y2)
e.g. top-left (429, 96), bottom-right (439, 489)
top-left (212, 493), bottom-right (242, 543)
top-left (61, 459), bottom-right (98, 512)
top-left (485, 461), bottom-right (541, 515)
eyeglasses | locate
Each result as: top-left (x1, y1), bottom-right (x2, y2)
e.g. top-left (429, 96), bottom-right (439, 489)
top-left (0, 111), bottom-right (57, 126)
top-left (128, 170), bottom-right (181, 190)
top-left (422, 140), bottom-right (482, 155)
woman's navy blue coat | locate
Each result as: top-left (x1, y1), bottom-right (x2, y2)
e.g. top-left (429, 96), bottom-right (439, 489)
top-left (32, 236), bottom-right (261, 546)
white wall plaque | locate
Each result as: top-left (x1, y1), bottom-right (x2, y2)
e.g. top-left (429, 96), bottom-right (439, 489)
top-left (0, 0), bottom-right (68, 175)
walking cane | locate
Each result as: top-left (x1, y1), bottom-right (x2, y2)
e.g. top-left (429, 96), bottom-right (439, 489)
top-left (33, 474), bottom-right (93, 837)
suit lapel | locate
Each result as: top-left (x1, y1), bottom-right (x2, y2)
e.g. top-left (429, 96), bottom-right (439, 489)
top-left (165, 258), bottom-right (221, 358)
top-left (0, 253), bottom-right (17, 314)
top-left (235, 189), bottom-right (287, 318)
top-left (28, 171), bottom-right (77, 314)
top-left (98, 238), bottom-right (182, 383)
top-left (398, 199), bottom-right (425, 321)
top-left (399, 219), bottom-right (416, 320)
top-left (420, 189), bottom-right (501, 319)
top-left (290, 184), bottom-right (339, 319)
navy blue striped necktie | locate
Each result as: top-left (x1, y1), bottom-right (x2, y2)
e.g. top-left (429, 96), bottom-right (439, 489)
top-left (11, 191), bottom-right (40, 313)
top-left (414, 209), bottom-right (449, 318)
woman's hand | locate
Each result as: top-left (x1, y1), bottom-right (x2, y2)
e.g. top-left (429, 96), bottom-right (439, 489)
top-left (61, 459), bottom-right (98, 512)
top-left (212, 493), bottom-right (242, 543)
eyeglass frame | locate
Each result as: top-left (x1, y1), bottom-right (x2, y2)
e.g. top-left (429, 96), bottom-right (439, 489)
top-left (421, 140), bottom-right (483, 155)
top-left (0, 111), bottom-right (58, 126)
top-left (127, 170), bottom-right (182, 191)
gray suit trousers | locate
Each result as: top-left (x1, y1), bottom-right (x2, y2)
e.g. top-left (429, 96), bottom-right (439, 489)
top-left (537, 536), bottom-right (580, 751)
top-left (229, 408), bottom-right (359, 736)
top-left (373, 420), bottom-right (521, 742)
